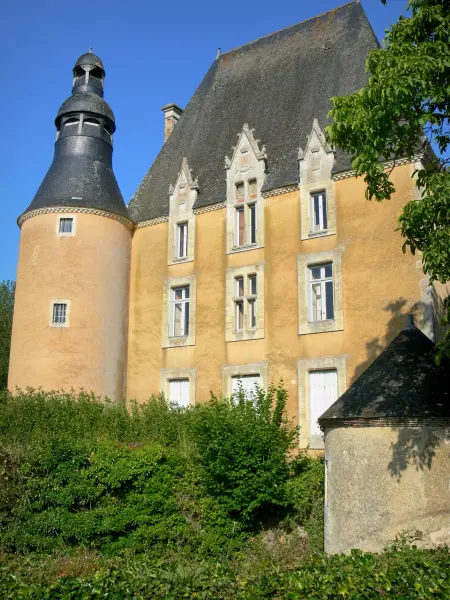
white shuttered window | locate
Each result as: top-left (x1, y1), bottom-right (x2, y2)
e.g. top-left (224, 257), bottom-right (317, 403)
top-left (169, 379), bottom-right (190, 407)
top-left (309, 369), bottom-right (338, 436)
top-left (232, 374), bottom-right (260, 400)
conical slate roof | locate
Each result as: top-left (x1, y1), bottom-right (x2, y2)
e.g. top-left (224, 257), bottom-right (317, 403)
top-left (319, 321), bottom-right (450, 424)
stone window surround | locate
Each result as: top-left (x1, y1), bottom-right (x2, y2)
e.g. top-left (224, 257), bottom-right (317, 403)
top-left (297, 248), bottom-right (344, 335)
top-left (56, 214), bottom-right (77, 237)
top-left (167, 157), bottom-right (197, 265)
top-left (49, 299), bottom-right (71, 328)
top-left (168, 213), bottom-right (195, 265)
top-left (162, 274), bottom-right (196, 348)
top-left (222, 362), bottom-right (269, 397)
top-left (297, 355), bottom-right (347, 449)
top-left (225, 263), bottom-right (265, 342)
top-left (160, 368), bottom-right (197, 406)
top-left (300, 180), bottom-right (336, 240)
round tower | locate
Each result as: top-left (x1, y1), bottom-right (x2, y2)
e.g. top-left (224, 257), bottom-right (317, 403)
top-left (8, 51), bottom-right (132, 402)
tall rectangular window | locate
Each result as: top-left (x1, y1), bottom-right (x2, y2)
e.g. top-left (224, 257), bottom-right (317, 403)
top-left (169, 379), bottom-right (190, 407)
top-left (248, 180), bottom-right (257, 201)
top-left (234, 276), bottom-right (244, 331)
top-left (309, 369), bottom-right (338, 436)
top-left (236, 182), bottom-right (245, 203)
top-left (249, 203), bottom-right (257, 244)
top-left (52, 303), bottom-right (67, 325)
top-left (310, 191), bottom-right (328, 233)
top-left (59, 218), bottom-right (73, 234)
top-left (176, 222), bottom-right (188, 259)
top-left (235, 206), bottom-right (245, 246)
top-left (171, 286), bottom-right (190, 337)
top-left (309, 263), bottom-right (334, 322)
top-left (247, 274), bottom-right (257, 329)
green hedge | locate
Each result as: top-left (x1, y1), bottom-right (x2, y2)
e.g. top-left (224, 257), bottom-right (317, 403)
top-left (1, 546), bottom-right (449, 599)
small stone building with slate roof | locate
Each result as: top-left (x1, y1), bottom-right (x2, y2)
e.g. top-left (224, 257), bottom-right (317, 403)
top-left (319, 317), bottom-right (450, 553)
top-left (8, 3), bottom-right (448, 451)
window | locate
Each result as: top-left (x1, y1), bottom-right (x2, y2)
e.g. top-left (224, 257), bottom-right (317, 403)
top-left (233, 180), bottom-right (258, 248)
top-left (52, 303), bottom-right (67, 325)
top-left (309, 263), bottom-right (334, 322)
top-left (232, 374), bottom-right (260, 400)
top-left (171, 286), bottom-right (190, 337)
top-left (310, 191), bottom-right (327, 233)
top-left (176, 222), bottom-right (188, 259)
top-left (63, 117), bottom-right (79, 133)
top-left (233, 273), bottom-right (258, 333)
top-left (59, 218), bottom-right (73, 234)
top-left (309, 369), bottom-right (338, 436)
top-left (169, 379), bottom-right (190, 407)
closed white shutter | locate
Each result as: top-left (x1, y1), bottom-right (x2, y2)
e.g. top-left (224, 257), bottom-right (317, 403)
top-left (309, 370), bottom-right (338, 436)
top-left (169, 379), bottom-right (190, 407)
top-left (232, 374), bottom-right (260, 399)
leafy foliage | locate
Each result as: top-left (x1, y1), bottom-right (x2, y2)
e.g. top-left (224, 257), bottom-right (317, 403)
top-left (0, 387), bottom-right (305, 557)
top-left (0, 281), bottom-right (15, 390)
top-left (326, 0), bottom-right (450, 358)
top-left (1, 545), bottom-right (449, 598)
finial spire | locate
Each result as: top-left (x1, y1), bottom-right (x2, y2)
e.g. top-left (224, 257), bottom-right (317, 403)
top-left (88, 47), bottom-right (92, 53)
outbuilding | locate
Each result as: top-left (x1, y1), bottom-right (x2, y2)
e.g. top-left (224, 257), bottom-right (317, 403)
top-left (319, 317), bottom-right (450, 553)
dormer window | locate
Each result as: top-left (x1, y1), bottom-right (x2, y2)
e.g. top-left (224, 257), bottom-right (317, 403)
top-left (310, 191), bottom-right (328, 233)
top-left (225, 124), bottom-right (266, 253)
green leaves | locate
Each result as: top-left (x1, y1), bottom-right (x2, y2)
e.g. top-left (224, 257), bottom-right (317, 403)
top-left (327, 0), bottom-right (450, 359)
top-left (0, 281), bottom-right (15, 390)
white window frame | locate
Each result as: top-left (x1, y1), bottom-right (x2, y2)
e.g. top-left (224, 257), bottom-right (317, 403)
top-left (49, 299), bottom-right (71, 328)
top-left (308, 263), bottom-right (334, 322)
top-left (308, 369), bottom-right (338, 436)
top-left (231, 373), bottom-right (261, 401)
top-left (170, 285), bottom-right (190, 337)
top-left (222, 362), bottom-right (268, 397)
top-left (176, 222), bottom-right (188, 259)
top-left (56, 215), bottom-right (76, 237)
top-left (168, 378), bottom-right (190, 408)
top-left (226, 265), bottom-right (264, 342)
top-left (232, 272), bottom-right (258, 334)
top-left (160, 368), bottom-right (196, 406)
top-left (310, 191), bottom-right (328, 234)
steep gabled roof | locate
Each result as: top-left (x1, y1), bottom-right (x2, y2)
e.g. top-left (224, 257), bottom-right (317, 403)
top-left (129, 1), bottom-right (379, 222)
top-left (319, 322), bottom-right (450, 425)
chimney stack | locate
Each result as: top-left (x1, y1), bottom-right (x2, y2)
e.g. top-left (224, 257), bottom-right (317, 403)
top-left (162, 103), bottom-right (183, 142)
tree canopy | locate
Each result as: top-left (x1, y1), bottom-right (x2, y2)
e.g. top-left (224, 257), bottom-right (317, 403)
top-left (0, 281), bottom-right (15, 390)
top-left (326, 0), bottom-right (450, 359)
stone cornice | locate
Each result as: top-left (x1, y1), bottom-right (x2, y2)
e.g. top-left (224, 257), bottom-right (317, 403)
top-left (262, 185), bottom-right (299, 198)
top-left (18, 206), bottom-right (134, 229)
top-left (332, 153), bottom-right (424, 182)
top-left (136, 215), bottom-right (169, 229)
top-left (193, 202), bottom-right (226, 215)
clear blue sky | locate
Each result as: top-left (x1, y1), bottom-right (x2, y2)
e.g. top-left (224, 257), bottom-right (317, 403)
top-left (0, 0), bottom-right (408, 282)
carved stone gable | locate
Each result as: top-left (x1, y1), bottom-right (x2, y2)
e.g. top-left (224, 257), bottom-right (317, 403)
top-left (298, 118), bottom-right (335, 185)
top-left (225, 123), bottom-right (267, 176)
top-left (169, 157), bottom-right (199, 211)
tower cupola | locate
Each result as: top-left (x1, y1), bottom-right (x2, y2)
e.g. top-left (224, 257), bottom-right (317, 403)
top-left (20, 51), bottom-right (129, 221)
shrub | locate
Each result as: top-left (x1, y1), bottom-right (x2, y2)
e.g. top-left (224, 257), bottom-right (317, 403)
top-left (189, 384), bottom-right (297, 528)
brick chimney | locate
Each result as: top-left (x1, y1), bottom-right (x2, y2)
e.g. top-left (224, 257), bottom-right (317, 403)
top-left (162, 103), bottom-right (183, 142)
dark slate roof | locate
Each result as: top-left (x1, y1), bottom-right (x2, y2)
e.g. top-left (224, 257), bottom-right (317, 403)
top-left (319, 321), bottom-right (450, 423)
top-left (56, 92), bottom-right (115, 126)
top-left (130, 1), bottom-right (379, 222)
top-left (74, 52), bottom-right (104, 70)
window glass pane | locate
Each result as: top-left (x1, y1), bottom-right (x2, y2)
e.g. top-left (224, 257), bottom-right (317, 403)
top-left (309, 370), bottom-right (338, 436)
top-left (249, 204), bottom-right (257, 243)
top-left (322, 194), bottom-right (328, 229)
top-left (236, 183), bottom-right (245, 203)
top-left (184, 302), bottom-right (190, 335)
top-left (174, 303), bottom-right (182, 336)
top-left (184, 286), bottom-right (190, 299)
top-left (248, 274), bottom-right (257, 295)
top-left (248, 180), bottom-right (257, 200)
top-left (325, 280), bottom-right (334, 319)
top-left (248, 299), bottom-right (257, 329)
top-left (235, 276), bottom-right (244, 297)
top-left (311, 266), bottom-right (322, 280)
top-left (314, 195), bottom-right (320, 228)
top-left (232, 374), bottom-right (260, 400)
top-left (59, 218), bottom-right (73, 233)
top-left (235, 301), bottom-right (244, 330)
top-left (174, 288), bottom-right (183, 301)
top-left (238, 208), bottom-right (245, 245)
top-left (52, 303), bottom-right (67, 324)
top-left (311, 283), bottom-right (322, 321)
top-left (325, 264), bottom-right (332, 278)
top-left (177, 223), bottom-right (187, 258)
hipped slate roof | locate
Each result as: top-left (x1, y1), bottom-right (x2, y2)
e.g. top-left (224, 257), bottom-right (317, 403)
top-left (319, 321), bottom-right (450, 424)
top-left (129, 1), bottom-right (379, 223)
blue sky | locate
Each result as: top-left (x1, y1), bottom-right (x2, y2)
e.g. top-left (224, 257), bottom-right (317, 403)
top-left (0, 0), bottom-right (408, 282)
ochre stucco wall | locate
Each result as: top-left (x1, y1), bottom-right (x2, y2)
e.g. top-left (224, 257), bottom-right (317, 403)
top-left (8, 212), bottom-right (131, 402)
top-left (324, 425), bottom-right (450, 553)
top-left (127, 163), bottom-right (427, 445)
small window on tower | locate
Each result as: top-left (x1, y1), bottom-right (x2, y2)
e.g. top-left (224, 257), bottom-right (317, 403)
top-left (57, 216), bottom-right (76, 236)
top-left (50, 300), bottom-right (70, 327)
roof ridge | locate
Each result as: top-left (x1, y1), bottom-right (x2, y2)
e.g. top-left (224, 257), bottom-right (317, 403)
top-left (219, 1), bottom-right (359, 57)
